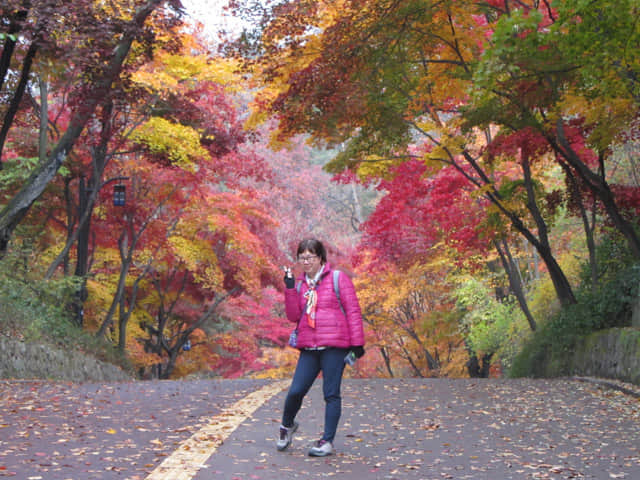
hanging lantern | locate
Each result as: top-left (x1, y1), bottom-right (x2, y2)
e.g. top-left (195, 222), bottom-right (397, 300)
top-left (113, 184), bottom-right (126, 206)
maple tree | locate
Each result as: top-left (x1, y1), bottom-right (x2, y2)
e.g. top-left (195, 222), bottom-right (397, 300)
top-left (0, 1), bottom-right (191, 331)
top-left (0, 0), bottom-right (183, 254)
top-left (229, 0), bottom-right (640, 313)
top-left (82, 156), bottom-right (282, 379)
top-left (229, 0), bottom-right (575, 309)
top-left (1, 0), bottom-right (637, 383)
top-left (241, 128), bottom-right (379, 257)
top-left (354, 251), bottom-right (467, 378)
top-left (465, 0), bottom-right (640, 259)
top-left (0, 9), bottom-right (297, 378)
top-left (358, 150), bottom-right (541, 331)
top-left (77, 33), bottom-right (288, 377)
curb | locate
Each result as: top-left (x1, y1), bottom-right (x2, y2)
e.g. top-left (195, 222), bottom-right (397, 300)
top-left (573, 376), bottom-right (640, 399)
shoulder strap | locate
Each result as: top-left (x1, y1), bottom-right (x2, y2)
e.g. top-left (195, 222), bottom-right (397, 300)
top-left (333, 270), bottom-right (345, 315)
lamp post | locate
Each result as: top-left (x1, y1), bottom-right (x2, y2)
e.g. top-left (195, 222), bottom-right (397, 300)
top-left (113, 183), bottom-right (126, 206)
top-left (73, 175), bottom-right (129, 326)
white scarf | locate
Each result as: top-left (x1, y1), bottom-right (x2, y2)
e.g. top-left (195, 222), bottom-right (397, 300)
top-left (303, 265), bottom-right (325, 328)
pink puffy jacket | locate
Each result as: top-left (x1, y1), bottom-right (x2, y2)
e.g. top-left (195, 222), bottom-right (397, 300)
top-left (284, 263), bottom-right (365, 349)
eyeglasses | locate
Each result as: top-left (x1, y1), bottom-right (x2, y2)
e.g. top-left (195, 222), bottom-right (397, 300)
top-left (298, 255), bottom-right (318, 263)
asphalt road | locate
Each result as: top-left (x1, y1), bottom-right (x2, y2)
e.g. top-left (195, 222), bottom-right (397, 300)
top-left (1, 377), bottom-right (638, 479)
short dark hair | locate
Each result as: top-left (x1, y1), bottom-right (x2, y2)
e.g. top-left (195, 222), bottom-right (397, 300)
top-left (297, 238), bottom-right (327, 264)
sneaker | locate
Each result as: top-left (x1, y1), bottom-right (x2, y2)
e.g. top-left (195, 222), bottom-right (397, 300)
top-left (276, 422), bottom-right (298, 451)
top-left (308, 439), bottom-right (333, 457)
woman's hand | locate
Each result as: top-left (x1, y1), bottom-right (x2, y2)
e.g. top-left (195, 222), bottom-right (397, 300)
top-left (351, 346), bottom-right (365, 358)
top-left (283, 266), bottom-right (295, 289)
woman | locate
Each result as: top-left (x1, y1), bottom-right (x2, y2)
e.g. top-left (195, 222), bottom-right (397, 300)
top-left (277, 238), bottom-right (365, 457)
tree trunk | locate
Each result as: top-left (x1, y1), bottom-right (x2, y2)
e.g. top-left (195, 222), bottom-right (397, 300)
top-left (552, 120), bottom-right (640, 259)
top-left (454, 148), bottom-right (576, 307)
top-left (161, 351), bottom-right (179, 379)
top-left (118, 301), bottom-right (131, 352)
top-left (0, 40), bottom-right (38, 162)
top-left (521, 152), bottom-right (577, 306)
top-left (98, 227), bottom-right (133, 338)
top-left (70, 101), bottom-right (114, 324)
top-left (0, 6), bottom-right (29, 106)
top-left (350, 182), bottom-right (364, 232)
top-left (118, 265), bottom-right (150, 351)
top-left (379, 346), bottom-right (394, 377)
top-left (493, 178), bottom-right (577, 306)
top-left (561, 162), bottom-right (599, 290)
top-left (1, 7), bottom-right (47, 162)
top-left (401, 344), bottom-right (424, 377)
top-left (494, 238), bottom-right (537, 331)
top-left (37, 74), bottom-right (48, 162)
top-left (467, 352), bottom-right (493, 378)
top-left (97, 192), bottom-right (171, 339)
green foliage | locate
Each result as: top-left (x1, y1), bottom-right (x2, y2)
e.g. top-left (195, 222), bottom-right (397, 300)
top-left (0, 157), bottom-right (70, 205)
top-left (0, 254), bottom-right (132, 372)
top-left (554, 0), bottom-right (640, 102)
top-left (454, 276), bottom-right (530, 370)
top-left (0, 261), bottom-right (74, 341)
top-left (586, 227), bottom-right (638, 287)
top-left (0, 157), bottom-right (40, 203)
top-left (477, 9), bottom-right (548, 81)
top-left (510, 229), bottom-right (640, 378)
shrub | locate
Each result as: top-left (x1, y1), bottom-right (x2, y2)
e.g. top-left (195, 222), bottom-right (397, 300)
top-left (0, 254), bottom-right (133, 375)
top-left (509, 229), bottom-right (640, 378)
top-left (454, 276), bottom-right (531, 372)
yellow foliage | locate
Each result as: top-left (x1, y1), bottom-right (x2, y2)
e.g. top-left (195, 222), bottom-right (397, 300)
top-left (252, 347), bottom-right (298, 379)
top-left (167, 234), bottom-right (207, 270)
top-left (94, 247), bottom-right (122, 269)
top-left (356, 155), bottom-right (398, 180)
top-left (124, 312), bottom-right (159, 369)
top-left (425, 145), bottom-right (452, 163)
top-left (130, 117), bottom-right (208, 170)
top-left (353, 251), bottom-right (467, 377)
top-left (441, 344), bottom-right (471, 377)
top-left (414, 119), bottom-right (439, 134)
top-left (92, 0), bottom-right (136, 22)
top-left (315, 0), bottom-right (351, 29)
top-left (559, 91), bottom-right (635, 149)
top-left (131, 37), bottom-right (244, 96)
top-left (425, 133), bottom-right (467, 163)
top-left (39, 232), bottom-right (69, 267)
top-left (163, 191), bottom-right (276, 295)
top-left (244, 98), bottom-right (276, 132)
top-left (172, 344), bottom-right (213, 378)
top-left (83, 278), bottom-right (115, 332)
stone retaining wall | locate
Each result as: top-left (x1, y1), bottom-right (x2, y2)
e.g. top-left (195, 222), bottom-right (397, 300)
top-left (633, 290), bottom-right (640, 328)
top-left (571, 327), bottom-right (640, 385)
top-left (0, 336), bottom-right (132, 382)
top-left (1, 326), bottom-right (638, 385)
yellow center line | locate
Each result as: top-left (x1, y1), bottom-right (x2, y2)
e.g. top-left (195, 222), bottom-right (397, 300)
top-left (145, 380), bottom-right (289, 480)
